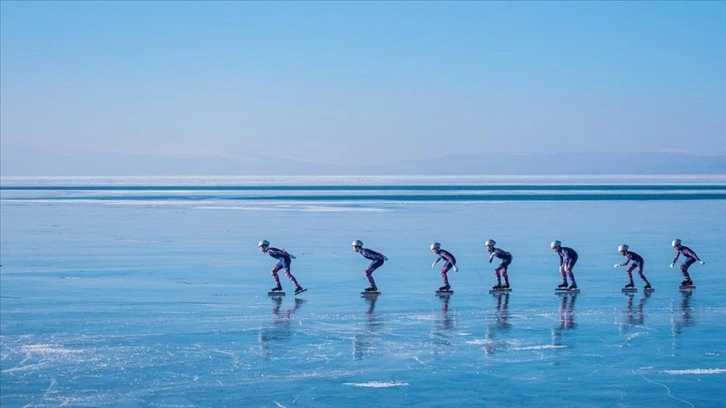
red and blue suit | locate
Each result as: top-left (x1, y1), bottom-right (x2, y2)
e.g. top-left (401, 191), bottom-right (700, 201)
top-left (433, 249), bottom-right (457, 286)
top-left (557, 247), bottom-right (578, 286)
top-left (265, 247), bottom-right (300, 288)
top-left (489, 248), bottom-right (513, 287)
top-left (359, 248), bottom-right (387, 287)
top-left (617, 250), bottom-right (650, 285)
top-left (672, 246), bottom-right (702, 280)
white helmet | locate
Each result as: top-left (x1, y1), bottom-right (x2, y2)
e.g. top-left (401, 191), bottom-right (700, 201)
top-left (618, 244), bottom-right (629, 252)
top-left (352, 240), bottom-right (364, 247)
top-left (672, 239), bottom-right (681, 247)
top-left (484, 239), bottom-right (496, 247)
top-left (550, 240), bottom-right (561, 249)
top-left (258, 240), bottom-right (270, 247)
top-left (430, 242), bottom-right (441, 250)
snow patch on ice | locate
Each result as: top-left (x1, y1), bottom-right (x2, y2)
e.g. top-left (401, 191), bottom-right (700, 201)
top-left (466, 339), bottom-right (495, 346)
top-left (511, 345), bottom-right (567, 351)
top-left (661, 368), bottom-right (726, 375)
top-left (196, 205), bottom-right (389, 213)
top-left (300, 205), bottom-right (390, 213)
top-left (20, 344), bottom-right (83, 357)
top-left (343, 381), bottom-right (409, 388)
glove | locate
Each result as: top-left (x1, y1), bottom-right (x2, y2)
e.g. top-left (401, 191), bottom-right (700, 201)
top-left (384, 257), bottom-right (389, 261)
top-left (670, 263), bottom-right (674, 268)
top-left (700, 260), bottom-right (705, 265)
top-left (453, 265), bottom-right (459, 272)
top-left (613, 264), bottom-right (620, 268)
top-left (431, 262), bottom-right (437, 268)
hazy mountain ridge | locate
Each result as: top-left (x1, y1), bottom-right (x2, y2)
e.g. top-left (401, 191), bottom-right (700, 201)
top-left (2, 143), bottom-right (724, 176)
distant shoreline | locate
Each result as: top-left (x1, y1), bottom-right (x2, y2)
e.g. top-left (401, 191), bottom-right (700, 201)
top-left (2, 174), bottom-right (726, 187)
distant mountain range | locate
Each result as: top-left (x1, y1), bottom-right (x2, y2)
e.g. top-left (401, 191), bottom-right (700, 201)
top-left (388, 151), bottom-right (726, 175)
top-left (1, 142), bottom-right (725, 176)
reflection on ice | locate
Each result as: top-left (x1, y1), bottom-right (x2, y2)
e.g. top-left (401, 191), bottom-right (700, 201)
top-left (621, 292), bottom-right (651, 329)
top-left (258, 297), bottom-right (305, 356)
top-left (671, 291), bottom-right (696, 356)
top-left (551, 293), bottom-right (577, 348)
top-left (430, 295), bottom-right (454, 355)
top-left (353, 296), bottom-right (382, 360)
top-left (480, 293), bottom-right (512, 356)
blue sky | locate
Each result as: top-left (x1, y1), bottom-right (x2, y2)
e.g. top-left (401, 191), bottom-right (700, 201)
top-left (1, 1), bottom-right (725, 170)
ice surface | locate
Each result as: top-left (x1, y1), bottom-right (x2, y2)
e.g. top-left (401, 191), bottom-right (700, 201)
top-left (1, 177), bottom-right (725, 407)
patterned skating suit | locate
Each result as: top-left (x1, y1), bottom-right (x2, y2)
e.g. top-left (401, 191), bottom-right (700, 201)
top-left (616, 250), bottom-right (650, 286)
top-left (433, 249), bottom-right (457, 286)
top-left (358, 248), bottom-right (387, 287)
top-left (557, 247), bottom-right (578, 286)
top-left (488, 248), bottom-right (513, 287)
top-left (265, 247), bottom-right (301, 289)
top-left (672, 246), bottom-right (702, 281)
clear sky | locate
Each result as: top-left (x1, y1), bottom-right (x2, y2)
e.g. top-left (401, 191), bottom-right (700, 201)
top-left (1, 1), bottom-right (725, 169)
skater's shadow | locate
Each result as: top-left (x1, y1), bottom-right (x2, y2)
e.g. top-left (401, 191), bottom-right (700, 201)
top-left (431, 295), bottom-right (454, 355)
top-left (258, 297), bottom-right (305, 356)
top-left (353, 296), bottom-right (383, 360)
top-left (671, 290), bottom-right (695, 355)
top-left (552, 293), bottom-right (577, 347)
top-left (482, 293), bottom-right (511, 356)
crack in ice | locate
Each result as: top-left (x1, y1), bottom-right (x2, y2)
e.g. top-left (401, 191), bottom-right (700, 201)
top-left (639, 374), bottom-right (694, 408)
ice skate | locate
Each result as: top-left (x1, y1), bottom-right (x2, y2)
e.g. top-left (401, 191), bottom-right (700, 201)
top-left (267, 284), bottom-right (285, 296)
top-left (436, 284), bottom-right (454, 296)
top-left (489, 282), bottom-right (512, 294)
top-left (621, 282), bottom-right (637, 293)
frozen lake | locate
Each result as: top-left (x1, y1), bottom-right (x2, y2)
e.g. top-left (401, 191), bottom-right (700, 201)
top-left (1, 176), bottom-right (725, 407)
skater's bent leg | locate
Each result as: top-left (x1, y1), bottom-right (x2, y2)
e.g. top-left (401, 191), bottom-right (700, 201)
top-left (365, 267), bottom-right (376, 286)
top-left (636, 266), bottom-right (649, 284)
top-left (440, 265), bottom-right (450, 285)
top-left (271, 265), bottom-right (282, 285)
top-left (284, 269), bottom-right (300, 287)
top-left (626, 265), bottom-right (635, 284)
top-left (365, 259), bottom-right (383, 287)
top-left (499, 264), bottom-right (510, 287)
top-left (680, 259), bottom-right (695, 280)
top-left (567, 269), bottom-right (576, 285)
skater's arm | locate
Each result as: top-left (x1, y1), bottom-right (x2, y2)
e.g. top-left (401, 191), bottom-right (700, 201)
top-left (432, 255), bottom-right (441, 268)
top-left (671, 250), bottom-right (681, 264)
